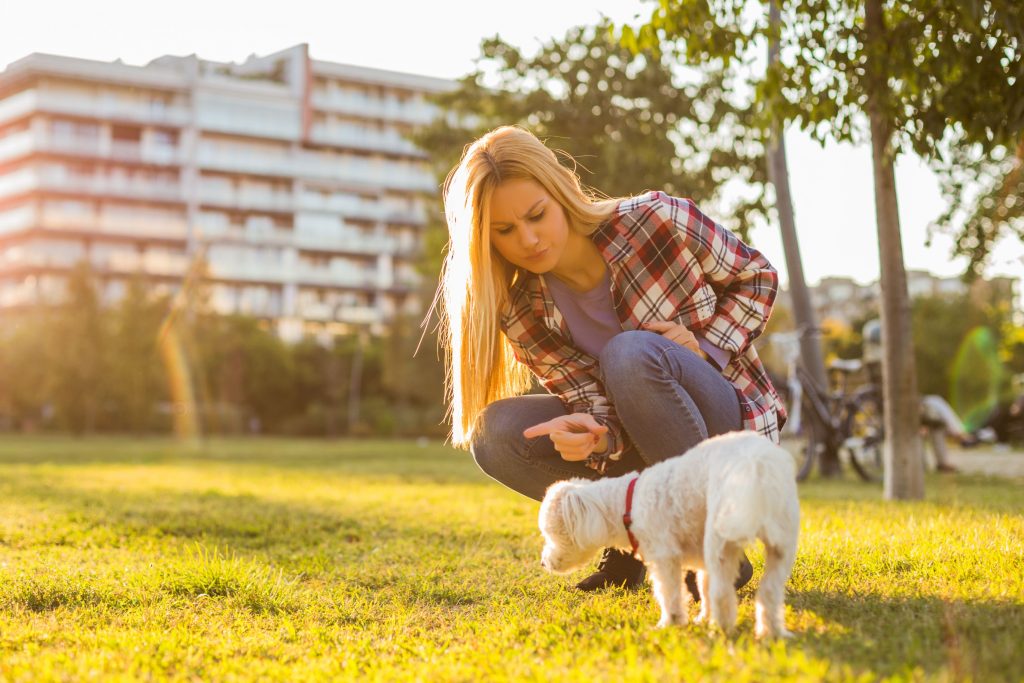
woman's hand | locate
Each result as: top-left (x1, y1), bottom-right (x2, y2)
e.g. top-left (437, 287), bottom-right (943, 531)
top-left (643, 320), bottom-right (702, 355)
top-left (522, 413), bottom-right (609, 462)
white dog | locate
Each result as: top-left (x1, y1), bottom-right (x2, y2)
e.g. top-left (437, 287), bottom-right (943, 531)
top-left (538, 431), bottom-right (800, 638)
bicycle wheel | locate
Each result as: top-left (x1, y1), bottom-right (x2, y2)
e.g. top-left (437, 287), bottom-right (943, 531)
top-left (846, 389), bottom-right (884, 482)
top-left (795, 395), bottom-right (823, 481)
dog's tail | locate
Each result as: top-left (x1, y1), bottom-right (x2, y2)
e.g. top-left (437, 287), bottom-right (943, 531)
top-left (712, 441), bottom-right (799, 547)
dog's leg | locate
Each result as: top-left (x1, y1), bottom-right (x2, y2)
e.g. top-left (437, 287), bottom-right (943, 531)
top-left (693, 569), bottom-right (710, 624)
top-left (705, 535), bottom-right (743, 634)
top-left (647, 556), bottom-right (688, 628)
top-left (755, 542), bottom-right (795, 639)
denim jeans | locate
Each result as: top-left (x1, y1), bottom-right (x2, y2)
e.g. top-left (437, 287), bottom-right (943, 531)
top-left (471, 330), bottom-right (743, 501)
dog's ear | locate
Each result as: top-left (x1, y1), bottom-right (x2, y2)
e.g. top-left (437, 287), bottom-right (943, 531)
top-left (539, 480), bottom-right (575, 534)
top-left (559, 484), bottom-right (606, 548)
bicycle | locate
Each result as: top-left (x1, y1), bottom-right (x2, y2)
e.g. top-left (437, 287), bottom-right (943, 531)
top-left (770, 329), bottom-right (884, 482)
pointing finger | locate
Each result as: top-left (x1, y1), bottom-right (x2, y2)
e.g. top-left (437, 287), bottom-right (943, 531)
top-left (523, 420), bottom-right (557, 439)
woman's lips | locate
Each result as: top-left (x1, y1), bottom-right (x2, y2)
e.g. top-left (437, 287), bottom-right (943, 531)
top-left (525, 248), bottom-right (549, 261)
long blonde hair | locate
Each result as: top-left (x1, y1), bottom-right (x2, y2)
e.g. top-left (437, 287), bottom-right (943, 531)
top-left (437, 126), bottom-right (622, 448)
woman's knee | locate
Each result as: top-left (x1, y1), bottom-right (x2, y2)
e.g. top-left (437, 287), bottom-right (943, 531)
top-left (470, 395), bottom-right (564, 476)
top-left (600, 330), bottom-right (693, 388)
top-left (470, 398), bottom-right (522, 476)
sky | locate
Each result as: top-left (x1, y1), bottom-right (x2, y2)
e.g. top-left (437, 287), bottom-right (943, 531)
top-left (3, 0), bottom-right (1022, 292)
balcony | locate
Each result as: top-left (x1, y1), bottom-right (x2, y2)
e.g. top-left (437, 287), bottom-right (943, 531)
top-left (337, 305), bottom-right (382, 325)
top-left (100, 250), bottom-right (189, 276)
top-left (0, 205), bottom-right (37, 235)
top-left (297, 154), bottom-right (436, 192)
top-left (0, 130), bottom-right (35, 163)
top-left (197, 146), bottom-right (297, 178)
top-left (297, 301), bottom-right (333, 321)
top-left (310, 91), bottom-right (435, 125)
top-left (0, 130), bottom-right (182, 166)
top-left (295, 194), bottom-right (426, 225)
top-left (198, 222), bottom-right (295, 247)
top-left (0, 246), bottom-right (83, 269)
top-left (295, 267), bottom-right (377, 288)
top-left (35, 171), bottom-right (183, 203)
top-left (38, 207), bottom-right (188, 241)
top-left (196, 184), bottom-right (294, 212)
top-left (308, 124), bottom-right (424, 158)
top-left (207, 261), bottom-right (290, 283)
top-left (32, 90), bottom-right (191, 127)
top-left (294, 230), bottom-right (397, 255)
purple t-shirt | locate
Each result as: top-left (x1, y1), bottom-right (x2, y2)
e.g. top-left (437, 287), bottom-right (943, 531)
top-left (545, 269), bottom-right (621, 359)
top-left (546, 269), bottom-right (732, 370)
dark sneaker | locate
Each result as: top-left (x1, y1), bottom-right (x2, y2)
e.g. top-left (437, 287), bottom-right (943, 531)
top-left (684, 553), bottom-right (755, 602)
top-left (936, 462), bottom-right (959, 474)
top-left (575, 548), bottom-right (646, 591)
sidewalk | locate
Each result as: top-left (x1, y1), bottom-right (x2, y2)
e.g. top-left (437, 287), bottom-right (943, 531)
top-left (780, 436), bottom-right (1024, 479)
top-left (945, 443), bottom-right (1024, 479)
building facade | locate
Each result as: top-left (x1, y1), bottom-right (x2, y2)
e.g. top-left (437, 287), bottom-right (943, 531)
top-left (0, 44), bottom-right (452, 340)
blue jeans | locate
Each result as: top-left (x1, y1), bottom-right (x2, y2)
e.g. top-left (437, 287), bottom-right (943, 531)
top-left (471, 330), bottom-right (743, 501)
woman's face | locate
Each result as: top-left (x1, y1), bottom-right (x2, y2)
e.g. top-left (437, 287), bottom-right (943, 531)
top-left (488, 178), bottom-right (570, 274)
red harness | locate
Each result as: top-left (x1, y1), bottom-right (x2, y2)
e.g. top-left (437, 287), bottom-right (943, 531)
top-left (623, 477), bottom-right (640, 556)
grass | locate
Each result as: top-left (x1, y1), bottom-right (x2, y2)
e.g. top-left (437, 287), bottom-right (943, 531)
top-left (0, 435), bottom-right (1021, 682)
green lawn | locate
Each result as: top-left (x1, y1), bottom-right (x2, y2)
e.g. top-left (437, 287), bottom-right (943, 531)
top-left (0, 436), bottom-right (1021, 682)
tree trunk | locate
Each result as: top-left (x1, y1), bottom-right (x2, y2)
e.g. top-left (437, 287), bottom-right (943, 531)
top-left (347, 330), bottom-right (366, 433)
top-left (767, 0), bottom-right (836, 476)
top-left (865, 0), bottom-right (925, 500)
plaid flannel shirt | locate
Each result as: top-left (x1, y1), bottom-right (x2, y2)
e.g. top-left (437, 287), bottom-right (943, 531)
top-left (499, 191), bottom-right (787, 472)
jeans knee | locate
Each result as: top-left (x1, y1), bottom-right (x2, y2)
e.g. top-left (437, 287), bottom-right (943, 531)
top-left (470, 398), bottom-right (522, 477)
top-left (600, 330), bottom-right (665, 388)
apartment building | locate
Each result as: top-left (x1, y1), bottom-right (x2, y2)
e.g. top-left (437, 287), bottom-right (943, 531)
top-left (0, 44), bottom-right (452, 340)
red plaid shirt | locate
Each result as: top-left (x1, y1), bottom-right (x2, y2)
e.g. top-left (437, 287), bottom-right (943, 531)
top-left (500, 191), bottom-right (787, 471)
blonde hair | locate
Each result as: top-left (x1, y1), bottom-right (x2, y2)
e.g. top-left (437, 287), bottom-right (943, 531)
top-left (436, 126), bottom-right (622, 448)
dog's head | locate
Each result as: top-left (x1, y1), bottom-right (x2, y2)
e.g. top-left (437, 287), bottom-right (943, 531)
top-left (538, 479), bottom-right (608, 574)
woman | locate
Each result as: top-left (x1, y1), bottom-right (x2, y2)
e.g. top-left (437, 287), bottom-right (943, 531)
top-left (436, 126), bottom-right (786, 592)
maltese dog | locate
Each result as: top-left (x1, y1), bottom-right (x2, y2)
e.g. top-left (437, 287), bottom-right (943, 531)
top-left (538, 431), bottom-right (800, 638)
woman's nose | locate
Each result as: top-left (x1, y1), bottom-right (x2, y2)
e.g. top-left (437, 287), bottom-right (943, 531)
top-left (520, 228), bottom-right (539, 248)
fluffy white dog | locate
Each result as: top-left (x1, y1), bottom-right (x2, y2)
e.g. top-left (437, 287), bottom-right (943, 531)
top-left (538, 431), bottom-right (800, 638)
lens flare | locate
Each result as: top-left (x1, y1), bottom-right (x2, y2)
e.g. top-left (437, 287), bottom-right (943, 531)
top-left (950, 326), bottom-right (1004, 431)
top-left (157, 319), bottom-right (200, 443)
top-left (156, 249), bottom-right (209, 445)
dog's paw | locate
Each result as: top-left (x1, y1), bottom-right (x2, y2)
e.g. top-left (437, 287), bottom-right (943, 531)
top-left (656, 613), bottom-right (688, 629)
top-left (693, 609), bottom-right (709, 625)
top-left (755, 624), bottom-right (794, 640)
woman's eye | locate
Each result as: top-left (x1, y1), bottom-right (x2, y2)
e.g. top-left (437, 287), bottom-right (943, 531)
top-left (529, 211), bottom-right (545, 222)
top-left (497, 227), bottom-right (514, 235)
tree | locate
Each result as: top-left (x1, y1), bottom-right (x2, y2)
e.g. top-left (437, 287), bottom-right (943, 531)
top-left (631, 0), bottom-right (1024, 499)
top-left (0, 312), bottom-right (52, 431)
top-left (49, 261), bottom-right (109, 434)
top-left (109, 276), bottom-right (169, 433)
top-left (929, 138), bottom-right (1024, 279)
top-left (766, 0), bottom-right (833, 473)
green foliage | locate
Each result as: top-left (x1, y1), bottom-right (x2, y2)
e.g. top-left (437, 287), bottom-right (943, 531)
top-left (0, 312), bottom-right (51, 430)
top-left (0, 436), bottom-right (1021, 680)
top-left (109, 276), bottom-right (171, 432)
top-left (0, 263), bottom-right (446, 438)
top-left (929, 139), bottom-right (1024, 279)
top-left (630, 0), bottom-right (1024, 275)
top-left (911, 291), bottom-right (1019, 404)
top-left (47, 261), bottom-right (108, 433)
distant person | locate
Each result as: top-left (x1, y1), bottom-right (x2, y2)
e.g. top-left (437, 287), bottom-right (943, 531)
top-left (862, 319), bottom-right (971, 472)
top-left (433, 126), bottom-right (787, 594)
